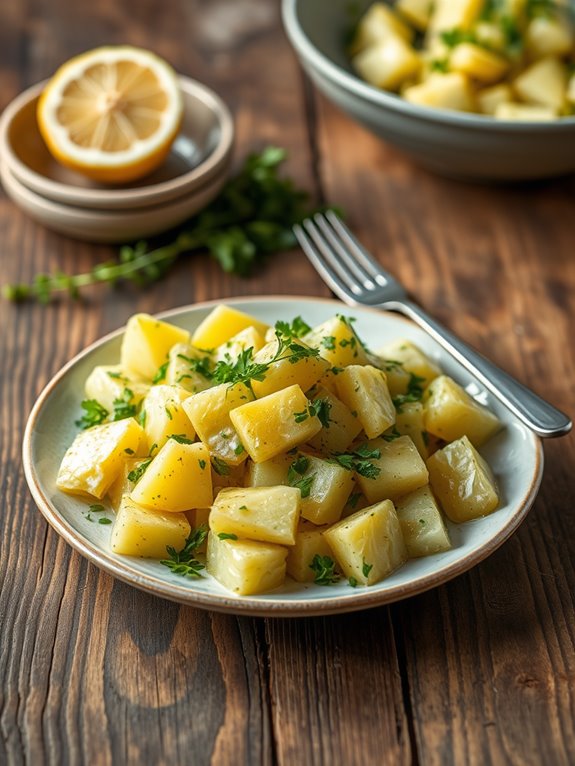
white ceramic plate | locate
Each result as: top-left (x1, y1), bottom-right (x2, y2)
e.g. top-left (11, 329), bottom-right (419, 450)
top-left (23, 297), bottom-right (543, 616)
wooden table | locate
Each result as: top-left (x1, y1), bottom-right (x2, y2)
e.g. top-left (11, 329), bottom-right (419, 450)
top-left (1, 2), bottom-right (574, 764)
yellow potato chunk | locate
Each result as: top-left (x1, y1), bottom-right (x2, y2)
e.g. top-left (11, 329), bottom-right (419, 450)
top-left (304, 316), bottom-right (372, 368)
top-left (397, 0), bottom-right (433, 31)
top-left (393, 401), bottom-right (429, 459)
top-left (244, 454), bottom-right (293, 487)
top-left (130, 439), bottom-right (212, 512)
top-left (209, 486), bottom-right (300, 546)
top-left (212, 326), bottom-right (266, 364)
top-left (324, 500), bottom-right (407, 586)
top-left (373, 358), bottom-right (412, 397)
top-left (191, 305), bottom-right (269, 350)
top-left (355, 435), bottom-right (429, 503)
top-left (140, 384), bottom-right (195, 451)
top-left (286, 523), bottom-right (333, 583)
top-left (514, 57), bottom-right (567, 111)
top-left (428, 0), bottom-right (483, 35)
top-left (526, 16), bottom-right (573, 60)
top-left (403, 72), bottom-right (475, 111)
top-left (107, 456), bottom-right (149, 510)
top-left (292, 453), bottom-right (355, 525)
top-left (230, 384), bottom-right (322, 463)
top-left (350, 2), bottom-right (414, 55)
top-left (477, 83), bottom-right (514, 115)
top-left (164, 343), bottom-right (212, 394)
top-left (427, 435), bottom-right (499, 522)
top-left (250, 336), bottom-right (329, 399)
top-left (307, 386), bottom-right (362, 455)
top-left (335, 365), bottom-right (395, 439)
top-left (424, 375), bottom-right (501, 447)
top-left (120, 313), bottom-right (190, 381)
top-left (352, 36), bottom-right (422, 91)
top-left (494, 103), bottom-right (557, 120)
top-left (395, 485), bottom-right (451, 557)
top-left (450, 43), bottom-right (509, 84)
top-left (207, 532), bottom-right (287, 595)
top-left (57, 418), bottom-right (145, 499)
top-left (110, 494), bottom-right (191, 558)
top-left (84, 365), bottom-right (149, 414)
top-left (378, 339), bottom-right (441, 387)
top-left (183, 382), bottom-right (253, 465)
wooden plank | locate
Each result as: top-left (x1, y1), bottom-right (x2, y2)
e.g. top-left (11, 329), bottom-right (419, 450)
top-left (312, 89), bottom-right (575, 764)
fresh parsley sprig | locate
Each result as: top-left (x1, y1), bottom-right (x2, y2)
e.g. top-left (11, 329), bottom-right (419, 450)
top-left (331, 445), bottom-right (381, 479)
top-left (4, 147), bottom-right (329, 304)
top-left (160, 527), bottom-right (207, 578)
top-left (310, 554), bottom-right (340, 585)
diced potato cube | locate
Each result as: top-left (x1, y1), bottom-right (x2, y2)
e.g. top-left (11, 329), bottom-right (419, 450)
top-left (120, 314), bottom-right (190, 381)
top-left (250, 336), bottom-right (329, 399)
top-left (450, 43), bottom-right (509, 84)
top-left (514, 57), bottom-right (567, 111)
top-left (494, 102), bottom-right (557, 120)
top-left (307, 386), bottom-right (362, 454)
top-left (403, 72), bottom-right (475, 111)
top-left (373, 358), bottom-right (412, 397)
top-left (477, 83), bottom-right (514, 115)
top-left (428, 0), bottom-right (483, 35)
top-left (304, 316), bottom-right (371, 368)
top-left (230, 384), bottom-right (322, 463)
top-left (378, 339), bottom-right (441, 387)
top-left (355, 435), bottom-right (429, 503)
top-left (424, 375), bottom-right (501, 447)
top-left (352, 36), bottom-right (422, 91)
top-left (474, 22), bottom-right (508, 54)
top-left (84, 365), bottom-right (149, 414)
top-left (244, 454), bottom-right (292, 487)
top-left (164, 343), bottom-right (212, 394)
top-left (183, 382), bottom-right (253, 464)
top-left (192, 306), bottom-right (269, 350)
top-left (130, 440), bottom-right (212, 512)
top-left (110, 494), bottom-right (191, 558)
top-left (209, 486), bottom-right (300, 546)
top-left (293, 453), bottom-right (355, 525)
top-left (286, 523), bottom-right (333, 583)
top-left (396, 0), bottom-right (433, 31)
top-left (526, 16), bottom-right (573, 60)
top-left (395, 485), bottom-right (451, 557)
top-left (393, 401), bottom-right (429, 459)
top-left (207, 532), bottom-right (287, 595)
top-left (324, 500), bottom-right (407, 585)
top-left (57, 418), bottom-right (145, 499)
top-left (351, 2), bottom-right (414, 56)
top-left (335, 365), bottom-right (395, 439)
top-left (140, 384), bottom-right (195, 451)
top-left (427, 435), bottom-right (499, 522)
top-left (212, 326), bottom-right (266, 364)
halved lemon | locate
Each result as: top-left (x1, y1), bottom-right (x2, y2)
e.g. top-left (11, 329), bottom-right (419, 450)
top-left (37, 46), bottom-right (183, 184)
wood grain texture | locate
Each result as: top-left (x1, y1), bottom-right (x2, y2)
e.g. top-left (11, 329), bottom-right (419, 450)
top-left (1, 0), bottom-right (574, 764)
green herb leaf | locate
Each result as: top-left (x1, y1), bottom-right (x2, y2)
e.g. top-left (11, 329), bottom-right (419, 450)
top-left (212, 456), bottom-right (231, 475)
top-left (152, 360), bottom-right (169, 384)
top-left (160, 526), bottom-right (207, 579)
top-left (331, 445), bottom-right (381, 479)
top-left (310, 554), bottom-right (340, 585)
top-left (393, 373), bottom-right (426, 412)
top-left (98, 517), bottom-right (112, 525)
top-left (89, 504), bottom-right (105, 513)
top-left (168, 433), bottom-right (194, 444)
top-left (362, 560), bottom-right (373, 578)
top-left (75, 399), bottom-right (109, 429)
top-left (112, 388), bottom-right (137, 420)
top-left (127, 458), bottom-right (152, 484)
top-left (217, 532), bottom-right (238, 540)
top-left (275, 316), bottom-right (311, 338)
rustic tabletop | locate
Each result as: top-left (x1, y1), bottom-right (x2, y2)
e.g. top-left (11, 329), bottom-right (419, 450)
top-left (1, 1), bottom-right (574, 764)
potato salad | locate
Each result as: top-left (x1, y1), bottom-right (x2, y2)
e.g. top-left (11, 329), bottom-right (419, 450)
top-left (57, 306), bottom-right (502, 596)
top-left (350, 0), bottom-right (575, 120)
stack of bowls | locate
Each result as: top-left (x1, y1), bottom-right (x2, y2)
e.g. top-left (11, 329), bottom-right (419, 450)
top-left (0, 76), bottom-right (234, 242)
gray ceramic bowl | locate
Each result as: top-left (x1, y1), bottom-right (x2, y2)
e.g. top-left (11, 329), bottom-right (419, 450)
top-left (282, 0), bottom-right (575, 181)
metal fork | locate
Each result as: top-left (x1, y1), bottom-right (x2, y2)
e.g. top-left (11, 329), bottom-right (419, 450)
top-left (294, 211), bottom-right (571, 438)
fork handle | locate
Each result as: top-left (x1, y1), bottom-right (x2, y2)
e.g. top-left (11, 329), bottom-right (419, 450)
top-left (383, 298), bottom-right (572, 438)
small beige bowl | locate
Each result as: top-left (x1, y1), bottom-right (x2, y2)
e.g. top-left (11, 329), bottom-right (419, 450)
top-left (0, 75), bottom-right (234, 209)
top-left (0, 160), bottom-right (228, 243)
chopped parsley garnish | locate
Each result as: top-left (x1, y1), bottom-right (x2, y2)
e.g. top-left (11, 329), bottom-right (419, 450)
top-left (321, 335), bottom-right (336, 351)
top-left (393, 373), bottom-right (426, 412)
top-left (362, 560), bottom-right (373, 578)
top-left (275, 316), bottom-right (311, 338)
top-left (168, 433), bottom-right (194, 444)
top-left (124, 447), bottom-right (135, 455)
top-left (348, 577), bottom-right (358, 588)
top-left (310, 554), bottom-right (340, 585)
top-left (128, 458), bottom-right (152, 484)
top-left (331, 445), bottom-right (381, 479)
top-left (160, 526), bottom-right (207, 579)
top-left (430, 58), bottom-right (449, 73)
top-left (107, 371), bottom-right (127, 381)
top-left (98, 517), bottom-right (112, 525)
top-left (293, 407), bottom-right (311, 423)
top-left (440, 28), bottom-right (477, 48)
top-left (176, 353), bottom-right (213, 380)
top-left (287, 455), bottom-right (315, 498)
top-left (138, 408), bottom-right (147, 428)
top-left (212, 456), bottom-right (231, 475)
top-left (112, 388), bottom-right (137, 420)
top-left (152, 360), bottom-right (169, 384)
top-left (310, 397), bottom-right (332, 428)
top-left (234, 443), bottom-right (245, 455)
top-left (76, 399), bottom-right (109, 429)
top-left (164, 405), bottom-right (173, 420)
top-left (198, 459), bottom-right (207, 470)
top-left (89, 504), bottom-right (105, 513)
top-left (383, 427), bottom-right (402, 442)
top-left (217, 532), bottom-right (238, 540)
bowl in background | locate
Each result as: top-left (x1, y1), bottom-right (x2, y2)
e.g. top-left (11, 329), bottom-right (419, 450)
top-left (282, 0), bottom-right (575, 181)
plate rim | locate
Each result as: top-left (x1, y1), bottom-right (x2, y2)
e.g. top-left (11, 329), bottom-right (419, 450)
top-left (22, 296), bottom-right (544, 617)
